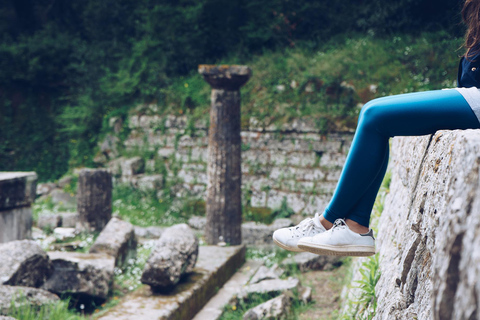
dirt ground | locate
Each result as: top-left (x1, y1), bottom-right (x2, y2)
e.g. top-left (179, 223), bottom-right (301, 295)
top-left (296, 264), bottom-right (348, 320)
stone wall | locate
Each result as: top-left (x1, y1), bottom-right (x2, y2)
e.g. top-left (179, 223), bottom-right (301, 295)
top-left (105, 108), bottom-right (354, 215)
top-left (346, 130), bottom-right (480, 320)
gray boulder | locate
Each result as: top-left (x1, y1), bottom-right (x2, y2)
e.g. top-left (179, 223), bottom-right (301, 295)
top-left (249, 264), bottom-right (284, 284)
top-left (238, 278), bottom-right (300, 300)
top-left (0, 172), bottom-right (37, 210)
top-left (0, 285), bottom-right (59, 315)
top-left (281, 252), bottom-right (342, 272)
top-left (42, 251), bottom-right (115, 301)
top-left (49, 189), bottom-right (76, 209)
top-left (243, 294), bottom-right (291, 320)
top-left (59, 212), bottom-right (79, 228)
top-left (89, 217), bottom-right (137, 267)
top-left (0, 240), bottom-right (53, 287)
top-left (121, 157), bottom-right (144, 177)
top-left (37, 214), bottom-right (62, 230)
top-left (134, 226), bottom-right (164, 239)
top-left (188, 216), bottom-right (207, 230)
top-left (141, 224), bottom-right (198, 291)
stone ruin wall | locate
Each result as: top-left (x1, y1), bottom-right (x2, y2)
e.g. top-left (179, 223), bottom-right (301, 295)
top-left (110, 110), bottom-right (354, 216)
top-left (346, 130), bottom-right (480, 320)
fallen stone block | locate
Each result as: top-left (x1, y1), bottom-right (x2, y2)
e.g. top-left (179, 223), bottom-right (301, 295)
top-left (36, 182), bottom-right (56, 197)
top-left (0, 172), bottom-right (37, 210)
top-left (0, 285), bottom-right (59, 315)
top-left (281, 252), bottom-right (342, 272)
top-left (0, 316), bottom-right (17, 320)
top-left (243, 294), bottom-right (291, 320)
top-left (238, 278), bottom-right (300, 300)
top-left (188, 216), bottom-right (207, 230)
top-left (89, 217), bottom-right (137, 267)
top-left (49, 189), bottom-right (76, 209)
top-left (121, 157), bottom-right (144, 176)
top-left (0, 207), bottom-right (32, 244)
top-left (37, 214), bottom-right (62, 230)
top-left (134, 226), bottom-right (164, 239)
top-left (59, 212), bottom-right (79, 228)
top-left (249, 264), bottom-right (284, 284)
top-left (141, 223), bottom-right (198, 291)
top-left (0, 240), bottom-right (53, 288)
top-left (53, 227), bottom-right (77, 241)
top-left (42, 251), bottom-right (115, 301)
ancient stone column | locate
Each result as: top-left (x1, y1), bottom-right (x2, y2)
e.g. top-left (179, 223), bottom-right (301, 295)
top-left (77, 168), bottom-right (112, 231)
top-left (198, 65), bottom-right (251, 245)
top-left (0, 172), bottom-right (37, 243)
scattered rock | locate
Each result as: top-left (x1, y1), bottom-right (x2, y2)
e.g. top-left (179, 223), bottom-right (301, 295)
top-left (0, 240), bottom-right (53, 288)
top-left (238, 278), bottom-right (300, 299)
top-left (37, 214), bottom-right (62, 230)
top-left (188, 216), bottom-right (207, 230)
top-left (49, 189), bottom-right (76, 209)
top-left (249, 264), bottom-right (284, 284)
top-left (53, 227), bottom-right (77, 241)
top-left (0, 172), bottom-right (37, 210)
top-left (59, 212), bottom-right (79, 228)
top-left (42, 251), bottom-right (115, 301)
top-left (141, 224), bottom-right (199, 291)
top-left (0, 316), bottom-right (17, 320)
top-left (36, 182), bottom-right (56, 197)
top-left (89, 217), bottom-right (137, 267)
top-left (57, 176), bottom-right (73, 189)
top-left (243, 293), bottom-right (291, 320)
top-left (298, 286), bottom-right (312, 304)
top-left (134, 226), bottom-right (164, 239)
top-left (0, 285), bottom-right (59, 315)
top-left (132, 174), bottom-right (164, 191)
top-left (281, 252), bottom-right (342, 272)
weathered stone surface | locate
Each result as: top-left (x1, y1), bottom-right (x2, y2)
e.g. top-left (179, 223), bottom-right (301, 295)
top-left (188, 216), bottom-right (207, 230)
top-left (37, 214), bottom-right (62, 230)
top-left (344, 130), bottom-right (480, 320)
top-left (0, 285), bottom-right (59, 315)
top-left (243, 293), bottom-right (291, 320)
top-left (299, 286), bottom-right (312, 304)
top-left (36, 182), bottom-right (56, 197)
top-left (42, 251), bottom-right (115, 301)
top-left (0, 172), bottom-right (37, 210)
top-left (57, 176), bottom-right (73, 189)
top-left (0, 207), bottom-right (32, 243)
top-left (49, 189), bottom-right (76, 209)
top-left (281, 252), bottom-right (342, 272)
top-left (249, 264), bottom-right (283, 284)
top-left (77, 169), bottom-right (112, 232)
top-left (0, 240), bottom-right (53, 287)
top-left (53, 227), bottom-right (77, 241)
top-left (238, 278), bottom-right (300, 299)
top-left (141, 224), bottom-right (199, 291)
top-left (133, 226), bottom-right (164, 239)
top-left (0, 316), bottom-right (17, 320)
top-left (59, 212), bottom-right (79, 228)
top-left (242, 218), bottom-right (293, 246)
top-left (89, 217), bottom-right (137, 267)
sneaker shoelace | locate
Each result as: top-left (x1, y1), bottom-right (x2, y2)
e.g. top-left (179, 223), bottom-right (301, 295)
top-left (330, 218), bottom-right (348, 232)
top-left (290, 214), bottom-right (320, 237)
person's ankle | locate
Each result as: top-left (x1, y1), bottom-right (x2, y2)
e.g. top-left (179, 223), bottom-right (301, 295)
top-left (319, 215), bottom-right (333, 230)
top-left (345, 219), bottom-right (369, 234)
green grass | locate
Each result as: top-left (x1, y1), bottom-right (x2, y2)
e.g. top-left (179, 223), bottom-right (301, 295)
top-left (5, 297), bottom-right (84, 320)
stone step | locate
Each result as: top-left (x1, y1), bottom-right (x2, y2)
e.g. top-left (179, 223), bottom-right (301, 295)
top-left (98, 245), bottom-right (246, 320)
top-left (192, 260), bottom-right (263, 320)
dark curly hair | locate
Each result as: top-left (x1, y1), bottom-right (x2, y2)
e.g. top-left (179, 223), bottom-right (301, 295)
top-left (462, 0), bottom-right (480, 58)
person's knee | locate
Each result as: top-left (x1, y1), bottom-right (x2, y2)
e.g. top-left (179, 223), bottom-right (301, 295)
top-left (358, 99), bottom-right (388, 129)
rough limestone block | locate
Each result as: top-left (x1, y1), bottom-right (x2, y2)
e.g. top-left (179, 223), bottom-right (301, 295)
top-left (37, 214), bottom-right (62, 230)
top-left (281, 252), bottom-right (342, 272)
top-left (141, 224), bottom-right (199, 291)
top-left (238, 278), bottom-right (300, 299)
top-left (241, 219), bottom-right (293, 246)
top-left (188, 216), bottom-right (207, 230)
top-left (49, 189), bottom-right (76, 209)
top-left (42, 251), bottom-right (115, 301)
top-left (59, 212), bottom-right (79, 228)
top-left (77, 169), bottom-right (112, 232)
top-left (0, 285), bottom-right (59, 316)
top-left (120, 157), bottom-right (145, 177)
top-left (0, 240), bottom-right (53, 287)
top-left (89, 217), bottom-right (137, 267)
top-left (249, 264), bottom-right (284, 284)
top-left (0, 172), bottom-right (37, 210)
top-left (133, 226), bottom-right (164, 239)
top-left (0, 207), bottom-right (33, 243)
top-left (243, 294), bottom-right (291, 320)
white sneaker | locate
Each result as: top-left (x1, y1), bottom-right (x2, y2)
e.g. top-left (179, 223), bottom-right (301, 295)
top-left (272, 212), bottom-right (326, 252)
top-left (297, 219), bottom-right (375, 256)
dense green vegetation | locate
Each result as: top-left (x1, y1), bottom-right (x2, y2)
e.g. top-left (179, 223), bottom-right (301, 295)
top-left (0, 0), bottom-right (466, 181)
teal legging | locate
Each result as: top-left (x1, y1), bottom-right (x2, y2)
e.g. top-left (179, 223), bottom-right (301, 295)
top-left (323, 89), bottom-right (480, 227)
